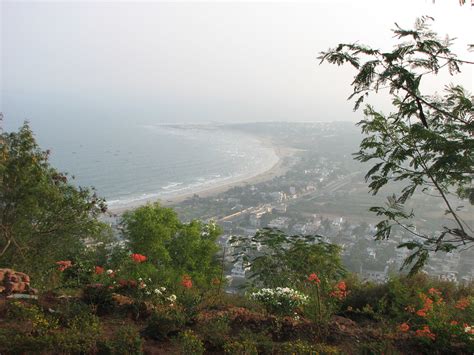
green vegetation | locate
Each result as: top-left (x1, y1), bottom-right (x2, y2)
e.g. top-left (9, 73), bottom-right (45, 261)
top-left (0, 120), bottom-right (111, 284)
top-left (320, 17), bottom-right (473, 273)
top-left (1, 18), bottom-right (473, 355)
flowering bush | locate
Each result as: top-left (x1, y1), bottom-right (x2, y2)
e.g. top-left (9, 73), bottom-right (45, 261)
top-left (396, 288), bottom-right (474, 352)
top-left (250, 287), bottom-right (308, 316)
top-left (330, 281), bottom-right (348, 300)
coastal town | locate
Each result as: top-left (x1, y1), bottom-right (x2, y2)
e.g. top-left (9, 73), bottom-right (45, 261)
top-left (167, 122), bottom-right (474, 288)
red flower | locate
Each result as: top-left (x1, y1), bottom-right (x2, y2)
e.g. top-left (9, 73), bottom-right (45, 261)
top-left (181, 274), bottom-right (193, 289)
top-left (416, 310), bottom-right (427, 317)
top-left (415, 325), bottom-right (435, 340)
top-left (399, 322), bottom-right (410, 332)
top-left (455, 297), bottom-right (470, 310)
top-left (94, 266), bottom-right (104, 275)
top-left (330, 281), bottom-right (348, 300)
top-left (131, 253), bottom-right (147, 263)
top-left (307, 273), bottom-right (320, 284)
top-left (336, 281), bottom-right (347, 291)
top-left (56, 260), bottom-right (72, 272)
top-left (450, 320), bottom-right (458, 326)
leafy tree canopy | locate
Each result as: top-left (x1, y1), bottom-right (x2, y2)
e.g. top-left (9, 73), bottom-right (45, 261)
top-left (319, 18), bottom-right (473, 274)
top-left (0, 118), bottom-right (110, 278)
top-left (122, 202), bottom-right (222, 285)
top-left (231, 228), bottom-right (346, 289)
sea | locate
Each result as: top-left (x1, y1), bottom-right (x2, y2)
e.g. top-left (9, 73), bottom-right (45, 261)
top-left (32, 123), bottom-right (278, 210)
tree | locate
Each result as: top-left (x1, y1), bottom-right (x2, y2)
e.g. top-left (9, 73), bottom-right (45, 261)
top-left (319, 18), bottom-right (473, 274)
top-left (122, 203), bottom-right (222, 285)
top-left (0, 118), bottom-right (110, 277)
top-left (231, 228), bottom-right (346, 289)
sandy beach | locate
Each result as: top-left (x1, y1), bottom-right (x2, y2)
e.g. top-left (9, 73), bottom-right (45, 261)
top-left (108, 139), bottom-right (300, 215)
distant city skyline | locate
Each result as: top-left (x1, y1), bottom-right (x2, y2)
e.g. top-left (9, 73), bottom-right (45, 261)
top-left (1, 0), bottom-right (473, 133)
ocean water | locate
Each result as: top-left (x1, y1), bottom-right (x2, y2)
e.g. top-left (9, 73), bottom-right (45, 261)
top-left (41, 124), bottom-right (278, 209)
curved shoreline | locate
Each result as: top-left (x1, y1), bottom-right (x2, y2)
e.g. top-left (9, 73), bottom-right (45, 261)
top-left (107, 139), bottom-right (298, 215)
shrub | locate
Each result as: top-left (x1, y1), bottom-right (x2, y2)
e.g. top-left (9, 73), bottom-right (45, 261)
top-left (250, 287), bottom-right (308, 316)
top-left (237, 328), bottom-right (274, 354)
top-left (197, 316), bottom-right (231, 349)
top-left (110, 325), bottom-right (143, 354)
top-left (6, 301), bottom-right (58, 334)
top-left (277, 340), bottom-right (339, 354)
top-left (175, 330), bottom-right (205, 355)
top-left (82, 284), bottom-right (115, 314)
top-left (143, 307), bottom-right (186, 340)
top-left (223, 339), bottom-right (258, 355)
top-left (0, 306), bottom-right (102, 354)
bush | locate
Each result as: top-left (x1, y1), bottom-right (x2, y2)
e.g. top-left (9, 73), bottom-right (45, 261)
top-left (175, 330), bottom-right (205, 355)
top-left (143, 307), bottom-right (186, 340)
top-left (82, 284), bottom-right (115, 314)
top-left (237, 328), bottom-right (274, 354)
top-left (277, 340), bottom-right (339, 354)
top-left (0, 303), bottom-right (102, 354)
top-left (6, 301), bottom-right (59, 335)
top-left (250, 287), bottom-right (308, 316)
top-left (223, 339), bottom-right (258, 355)
top-left (110, 325), bottom-right (143, 354)
top-left (197, 316), bottom-right (231, 349)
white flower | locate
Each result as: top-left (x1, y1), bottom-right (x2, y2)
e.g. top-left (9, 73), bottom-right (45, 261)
top-left (106, 269), bottom-right (114, 275)
top-left (168, 294), bottom-right (177, 302)
top-left (145, 291), bottom-right (151, 295)
top-left (160, 287), bottom-right (166, 292)
top-left (154, 288), bottom-right (162, 295)
top-left (138, 277), bottom-right (143, 281)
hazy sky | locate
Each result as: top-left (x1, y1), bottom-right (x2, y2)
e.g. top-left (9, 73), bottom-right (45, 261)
top-left (1, 0), bottom-right (473, 130)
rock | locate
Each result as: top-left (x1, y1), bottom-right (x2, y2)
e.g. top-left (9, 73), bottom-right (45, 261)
top-left (0, 268), bottom-right (37, 296)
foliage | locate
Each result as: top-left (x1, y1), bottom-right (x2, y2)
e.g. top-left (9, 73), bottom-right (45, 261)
top-left (236, 328), bottom-right (274, 354)
top-left (122, 203), bottom-right (222, 286)
top-left (0, 120), bottom-right (111, 281)
top-left (0, 299), bottom-right (102, 354)
top-left (6, 301), bottom-right (58, 334)
top-left (398, 288), bottom-right (474, 352)
top-left (175, 330), bottom-right (205, 355)
top-left (223, 339), bottom-right (259, 355)
top-left (250, 287), bottom-right (308, 316)
top-left (196, 315), bottom-right (231, 349)
top-left (110, 325), bottom-right (143, 355)
top-left (143, 307), bottom-right (186, 340)
top-left (231, 228), bottom-right (346, 289)
top-left (277, 340), bottom-right (339, 355)
top-left (319, 17), bottom-right (474, 273)
top-left (82, 284), bottom-right (116, 314)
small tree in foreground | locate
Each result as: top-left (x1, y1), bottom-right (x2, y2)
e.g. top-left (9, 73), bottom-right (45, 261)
top-left (122, 202), bottom-right (222, 286)
top-left (319, 17), bottom-right (473, 274)
top-left (0, 118), bottom-right (110, 279)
